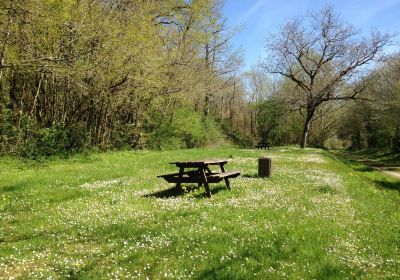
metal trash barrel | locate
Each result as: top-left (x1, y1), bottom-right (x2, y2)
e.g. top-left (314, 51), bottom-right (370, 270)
top-left (258, 156), bottom-right (272, 178)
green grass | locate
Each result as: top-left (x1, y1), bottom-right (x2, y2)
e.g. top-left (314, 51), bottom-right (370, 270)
top-left (1, 147), bottom-right (399, 279)
top-left (331, 149), bottom-right (400, 189)
top-left (335, 149), bottom-right (400, 165)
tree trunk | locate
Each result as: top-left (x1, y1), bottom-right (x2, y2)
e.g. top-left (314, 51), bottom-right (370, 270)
top-left (0, 12), bottom-right (12, 87)
top-left (229, 81), bottom-right (235, 123)
top-left (300, 110), bottom-right (314, 148)
top-left (250, 105), bottom-right (254, 137)
top-left (393, 124), bottom-right (400, 152)
top-left (204, 95), bottom-right (209, 117)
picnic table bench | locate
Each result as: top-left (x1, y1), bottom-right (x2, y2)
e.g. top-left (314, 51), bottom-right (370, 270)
top-left (158, 159), bottom-right (240, 197)
top-left (255, 141), bottom-right (272, 150)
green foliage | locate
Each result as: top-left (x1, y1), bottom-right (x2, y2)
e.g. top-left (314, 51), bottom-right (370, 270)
top-left (0, 108), bottom-right (19, 155)
top-left (0, 0), bottom-right (241, 157)
top-left (337, 55), bottom-right (400, 151)
top-left (254, 99), bottom-right (287, 142)
top-left (203, 116), bottom-right (224, 145)
top-left (109, 123), bottom-right (144, 150)
top-left (220, 121), bottom-right (253, 147)
top-left (21, 124), bottom-right (88, 158)
top-left (324, 136), bottom-right (352, 150)
top-left (274, 114), bottom-right (303, 145)
top-left (147, 109), bottom-right (224, 150)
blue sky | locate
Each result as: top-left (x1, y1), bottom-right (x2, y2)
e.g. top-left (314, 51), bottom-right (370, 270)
top-left (222, 0), bottom-right (400, 70)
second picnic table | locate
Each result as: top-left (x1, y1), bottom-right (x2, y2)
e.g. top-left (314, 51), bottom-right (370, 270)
top-left (158, 159), bottom-right (240, 197)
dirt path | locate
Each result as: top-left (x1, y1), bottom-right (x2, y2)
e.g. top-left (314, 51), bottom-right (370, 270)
top-left (372, 166), bottom-right (400, 179)
top-left (357, 159), bottom-right (400, 179)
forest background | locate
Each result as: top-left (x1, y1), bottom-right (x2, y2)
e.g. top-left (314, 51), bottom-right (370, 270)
top-left (0, 0), bottom-right (399, 157)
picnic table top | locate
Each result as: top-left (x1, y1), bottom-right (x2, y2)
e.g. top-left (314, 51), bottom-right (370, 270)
top-left (170, 159), bottom-right (229, 167)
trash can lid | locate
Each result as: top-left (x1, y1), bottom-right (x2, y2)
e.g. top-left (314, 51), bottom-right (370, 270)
top-left (259, 156), bottom-right (270, 159)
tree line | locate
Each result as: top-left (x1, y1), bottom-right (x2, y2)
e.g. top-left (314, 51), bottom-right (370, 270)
top-left (243, 6), bottom-right (398, 152)
top-left (243, 52), bottom-right (400, 152)
top-left (0, 1), bottom-right (398, 157)
top-left (0, 0), bottom-right (247, 156)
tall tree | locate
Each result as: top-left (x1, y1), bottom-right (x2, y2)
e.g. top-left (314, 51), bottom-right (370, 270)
top-left (262, 6), bottom-right (392, 148)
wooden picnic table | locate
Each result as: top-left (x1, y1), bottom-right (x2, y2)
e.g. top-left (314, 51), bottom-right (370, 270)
top-left (158, 159), bottom-right (240, 197)
top-left (255, 141), bottom-right (272, 150)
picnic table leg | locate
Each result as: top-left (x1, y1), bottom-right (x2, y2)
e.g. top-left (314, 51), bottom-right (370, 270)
top-left (197, 168), bottom-right (203, 187)
top-left (219, 163), bottom-right (231, 190)
top-left (176, 167), bottom-right (184, 194)
top-left (200, 168), bottom-right (211, 198)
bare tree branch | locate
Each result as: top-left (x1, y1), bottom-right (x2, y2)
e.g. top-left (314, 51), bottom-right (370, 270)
top-left (261, 5), bottom-right (393, 148)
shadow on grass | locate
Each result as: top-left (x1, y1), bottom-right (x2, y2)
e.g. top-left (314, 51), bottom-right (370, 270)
top-left (242, 174), bottom-right (269, 179)
top-left (386, 167), bottom-right (400, 171)
top-left (192, 185), bottom-right (227, 199)
top-left (335, 149), bottom-right (400, 166)
top-left (374, 180), bottom-right (400, 192)
top-left (144, 184), bottom-right (229, 198)
top-left (354, 166), bottom-right (375, 172)
top-left (1, 182), bottom-right (28, 193)
top-left (2, 185), bottom-right (20, 192)
top-left (143, 186), bottom-right (186, 198)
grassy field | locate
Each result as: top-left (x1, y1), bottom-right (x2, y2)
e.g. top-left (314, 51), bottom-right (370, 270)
top-left (337, 150), bottom-right (400, 165)
top-left (1, 147), bottom-right (399, 279)
top-left (332, 150), bottom-right (400, 181)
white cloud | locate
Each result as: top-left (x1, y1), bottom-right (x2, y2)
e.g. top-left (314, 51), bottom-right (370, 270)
top-left (239, 0), bottom-right (267, 23)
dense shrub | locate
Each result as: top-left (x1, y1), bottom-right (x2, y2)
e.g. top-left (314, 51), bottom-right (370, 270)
top-left (324, 137), bottom-right (352, 150)
top-left (0, 108), bottom-right (21, 155)
top-left (20, 124), bottom-right (89, 158)
top-left (147, 109), bottom-right (225, 150)
top-left (0, 106), bottom-right (228, 157)
top-left (221, 122), bottom-right (253, 147)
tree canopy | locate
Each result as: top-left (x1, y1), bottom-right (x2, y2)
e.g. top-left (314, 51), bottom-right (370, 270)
top-left (0, 2), bottom-right (399, 156)
top-left (262, 6), bottom-right (392, 148)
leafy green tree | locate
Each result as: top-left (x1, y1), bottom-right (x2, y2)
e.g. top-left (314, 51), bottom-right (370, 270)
top-left (338, 54), bottom-right (400, 151)
top-left (0, 0), bottom-right (241, 156)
